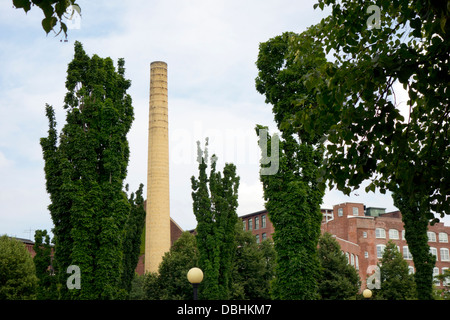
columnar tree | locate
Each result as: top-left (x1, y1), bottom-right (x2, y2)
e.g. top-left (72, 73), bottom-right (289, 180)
top-left (40, 41), bottom-right (138, 299)
top-left (255, 31), bottom-right (326, 299)
top-left (256, 127), bottom-right (324, 299)
top-left (191, 139), bottom-right (240, 300)
top-left (33, 230), bottom-right (58, 299)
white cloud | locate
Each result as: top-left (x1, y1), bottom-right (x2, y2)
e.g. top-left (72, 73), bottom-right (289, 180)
top-left (2, 0), bottom-right (447, 239)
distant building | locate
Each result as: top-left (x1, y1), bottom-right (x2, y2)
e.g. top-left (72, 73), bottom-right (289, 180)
top-left (321, 202), bottom-right (450, 290)
top-left (240, 202), bottom-right (450, 290)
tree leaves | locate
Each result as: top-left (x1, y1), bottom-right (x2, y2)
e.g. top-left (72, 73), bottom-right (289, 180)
top-left (40, 42), bottom-right (136, 299)
top-left (12, 0), bottom-right (81, 37)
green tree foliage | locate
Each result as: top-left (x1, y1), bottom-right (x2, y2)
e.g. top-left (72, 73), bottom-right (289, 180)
top-left (40, 41), bottom-right (139, 299)
top-left (317, 233), bottom-right (360, 300)
top-left (121, 184), bottom-right (146, 296)
top-left (12, 0), bottom-right (80, 37)
top-left (257, 0), bottom-right (448, 299)
top-left (143, 231), bottom-right (199, 300)
top-left (191, 139), bottom-right (240, 300)
top-left (255, 126), bottom-right (324, 300)
top-left (378, 241), bottom-right (416, 300)
top-left (435, 269), bottom-right (450, 300)
top-left (33, 230), bottom-right (58, 299)
top-left (255, 30), bottom-right (327, 299)
top-left (0, 235), bottom-right (38, 300)
top-left (231, 223), bottom-right (275, 300)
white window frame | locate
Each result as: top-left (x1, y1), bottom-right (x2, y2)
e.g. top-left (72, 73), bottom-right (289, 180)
top-left (403, 246), bottom-right (413, 260)
top-left (338, 208), bottom-right (343, 217)
top-left (376, 244), bottom-right (386, 258)
top-left (439, 232), bottom-right (448, 243)
top-left (427, 231), bottom-right (436, 242)
top-left (376, 228), bottom-right (386, 239)
top-left (442, 267), bottom-right (450, 286)
top-left (433, 267), bottom-right (440, 285)
top-left (389, 229), bottom-right (399, 240)
top-left (352, 207), bottom-right (359, 216)
top-left (430, 247), bottom-right (438, 261)
top-left (440, 248), bottom-right (450, 261)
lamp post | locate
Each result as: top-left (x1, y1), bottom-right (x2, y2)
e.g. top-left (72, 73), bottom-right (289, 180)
top-left (187, 267), bottom-right (203, 300)
top-left (363, 288), bottom-right (373, 300)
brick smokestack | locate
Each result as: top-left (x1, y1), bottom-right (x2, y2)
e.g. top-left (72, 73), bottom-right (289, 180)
top-left (145, 61), bottom-right (170, 273)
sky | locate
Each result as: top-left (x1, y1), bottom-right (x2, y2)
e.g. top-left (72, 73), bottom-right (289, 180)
top-left (0, 0), bottom-right (447, 240)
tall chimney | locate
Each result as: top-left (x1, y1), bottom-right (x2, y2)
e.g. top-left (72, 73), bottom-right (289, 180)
top-left (145, 61), bottom-right (170, 273)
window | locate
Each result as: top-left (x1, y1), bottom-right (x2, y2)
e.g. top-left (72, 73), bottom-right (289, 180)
top-left (350, 254), bottom-right (355, 266)
top-left (430, 247), bottom-right (438, 261)
top-left (439, 232), bottom-right (448, 243)
top-left (243, 220), bottom-right (246, 231)
top-left (345, 252), bottom-right (349, 263)
top-left (248, 218), bottom-right (253, 231)
top-left (255, 234), bottom-right (260, 244)
top-left (403, 246), bottom-right (413, 260)
top-left (353, 207), bottom-right (359, 216)
top-left (363, 231), bottom-right (367, 238)
top-left (433, 267), bottom-right (440, 285)
top-left (402, 230), bottom-right (406, 240)
top-left (376, 245), bottom-right (386, 258)
top-left (255, 216), bottom-right (259, 230)
top-left (443, 268), bottom-right (450, 286)
top-left (261, 215), bottom-right (266, 228)
top-left (364, 251), bottom-right (369, 258)
top-left (408, 266), bottom-right (415, 274)
top-left (262, 233), bottom-right (267, 241)
top-left (389, 229), bottom-right (399, 240)
top-left (338, 208), bottom-right (343, 217)
top-left (376, 228), bottom-right (386, 239)
top-left (440, 248), bottom-right (450, 261)
top-left (355, 255), bottom-right (359, 270)
top-left (427, 231), bottom-right (436, 242)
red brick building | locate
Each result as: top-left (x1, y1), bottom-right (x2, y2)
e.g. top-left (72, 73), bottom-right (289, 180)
top-left (321, 202), bottom-right (450, 290)
top-left (240, 202), bottom-right (450, 290)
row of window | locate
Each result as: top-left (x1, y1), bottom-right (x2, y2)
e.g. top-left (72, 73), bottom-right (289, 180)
top-left (242, 215), bottom-right (267, 231)
top-left (344, 251), bottom-right (450, 285)
top-left (337, 207), bottom-right (360, 217)
top-left (376, 244), bottom-right (450, 261)
top-left (344, 252), bottom-right (359, 270)
top-left (374, 228), bottom-right (449, 243)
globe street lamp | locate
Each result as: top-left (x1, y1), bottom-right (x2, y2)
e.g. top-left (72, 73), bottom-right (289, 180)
top-left (363, 289), bottom-right (373, 299)
top-left (187, 267), bottom-right (203, 300)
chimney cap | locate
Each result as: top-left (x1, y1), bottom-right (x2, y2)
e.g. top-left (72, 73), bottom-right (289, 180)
top-left (150, 61), bottom-right (167, 66)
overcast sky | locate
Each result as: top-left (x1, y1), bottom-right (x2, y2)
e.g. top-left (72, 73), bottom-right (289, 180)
top-left (1, 0), bottom-right (447, 239)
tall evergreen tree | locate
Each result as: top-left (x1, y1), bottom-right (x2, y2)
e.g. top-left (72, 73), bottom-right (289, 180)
top-left (191, 139), bottom-right (240, 300)
top-left (317, 233), bottom-right (360, 300)
top-left (40, 41), bottom-right (137, 299)
top-left (379, 241), bottom-right (416, 300)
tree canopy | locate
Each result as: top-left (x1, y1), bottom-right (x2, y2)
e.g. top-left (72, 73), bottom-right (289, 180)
top-left (40, 41), bottom-right (140, 299)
